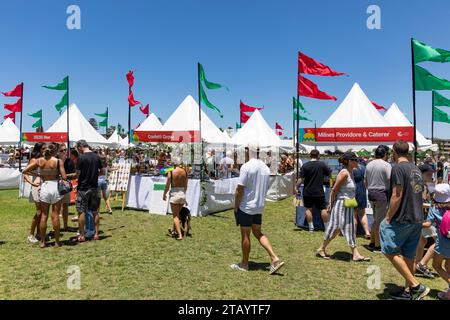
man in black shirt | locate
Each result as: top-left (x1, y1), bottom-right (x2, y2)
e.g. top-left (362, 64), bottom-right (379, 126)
top-left (75, 140), bottom-right (104, 242)
top-left (380, 140), bottom-right (429, 300)
top-left (298, 150), bottom-right (332, 232)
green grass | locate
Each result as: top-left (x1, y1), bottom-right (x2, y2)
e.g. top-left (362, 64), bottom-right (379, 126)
top-left (0, 189), bottom-right (446, 300)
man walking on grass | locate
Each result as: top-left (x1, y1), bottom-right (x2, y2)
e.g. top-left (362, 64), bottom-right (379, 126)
top-left (231, 147), bottom-right (285, 275)
top-left (380, 140), bottom-right (430, 300)
top-left (74, 140), bottom-right (104, 242)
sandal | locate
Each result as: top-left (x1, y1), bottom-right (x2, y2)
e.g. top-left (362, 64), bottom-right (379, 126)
top-left (315, 250), bottom-right (330, 260)
top-left (269, 261), bottom-right (285, 275)
top-left (353, 257), bottom-right (371, 262)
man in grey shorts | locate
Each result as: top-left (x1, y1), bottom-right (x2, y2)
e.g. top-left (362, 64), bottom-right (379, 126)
top-left (365, 145), bottom-right (391, 252)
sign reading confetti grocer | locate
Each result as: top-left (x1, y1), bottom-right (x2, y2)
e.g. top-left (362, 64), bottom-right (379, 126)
top-left (132, 130), bottom-right (200, 143)
top-left (108, 160), bottom-right (132, 192)
top-left (298, 126), bottom-right (414, 143)
top-left (22, 132), bottom-right (68, 143)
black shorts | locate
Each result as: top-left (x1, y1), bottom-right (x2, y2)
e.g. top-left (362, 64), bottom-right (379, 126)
top-left (76, 189), bottom-right (100, 213)
top-left (234, 209), bottom-right (262, 227)
top-left (303, 196), bottom-right (326, 210)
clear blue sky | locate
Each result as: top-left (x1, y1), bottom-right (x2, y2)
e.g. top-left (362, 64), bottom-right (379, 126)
top-left (1, 0), bottom-right (450, 138)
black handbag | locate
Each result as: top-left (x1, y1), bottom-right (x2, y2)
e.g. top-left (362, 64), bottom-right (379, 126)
top-left (57, 159), bottom-right (73, 195)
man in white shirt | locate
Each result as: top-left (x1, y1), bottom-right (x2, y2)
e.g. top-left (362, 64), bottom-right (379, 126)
top-left (231, 147), bottom-right (285, 275)
top-left (220, 151), bottom-right (234, 179)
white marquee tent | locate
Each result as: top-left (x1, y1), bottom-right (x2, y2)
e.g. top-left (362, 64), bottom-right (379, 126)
top-left (161, 95), bottom-right (231, 144)
top-left (46, 103), bottom-right (111, 147)
top-left (384, 103), bottom-right (438, 151)
top-left (0, 118), bottom-right (20, 145)
top-left (135, 113), bottom-right (163, 131)
top-left (231, 109), bottom-right (281, 148)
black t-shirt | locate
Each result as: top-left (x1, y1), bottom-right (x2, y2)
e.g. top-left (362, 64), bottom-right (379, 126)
top-left (390, 161), bottom-right (424, 224)
top-left (300, 160), bottom-right (332, 197)
top-left (76, 152), bottom-right (103, 191)
top-left (64, 158), bottom-right (76, 174)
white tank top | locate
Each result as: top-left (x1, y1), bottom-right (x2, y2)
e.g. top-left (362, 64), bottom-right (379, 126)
top-left (337, 169), bottom-right (356, 199)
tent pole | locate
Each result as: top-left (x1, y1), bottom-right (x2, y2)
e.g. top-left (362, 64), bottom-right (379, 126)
top-left (197, 62), bottom-right (204, 181)
top-left (19, 82), bottom-right (24, 171)
top-left (431, 91), bottom-right (434, 144)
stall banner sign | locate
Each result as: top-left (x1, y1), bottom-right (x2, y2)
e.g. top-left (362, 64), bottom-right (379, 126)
top-left (298, 127), bottom-right (414, 143)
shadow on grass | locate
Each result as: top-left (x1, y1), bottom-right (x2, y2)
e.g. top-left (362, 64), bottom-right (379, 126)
top-left (329, 251), bottom-right (352, 262)
top-left (248, 261), bottom-right (285, 276)
top-left (0, 241), bottom-right (5, 246)
top-left (62, 234), bottom-right (112, 246)
top-left (376, 283), bottom-right (402, 300)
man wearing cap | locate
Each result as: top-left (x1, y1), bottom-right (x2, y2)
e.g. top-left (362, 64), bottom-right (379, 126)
top-left (74, 140), bottom-right (104, 242)
top-left (379, 140), bottom-right (430, 300)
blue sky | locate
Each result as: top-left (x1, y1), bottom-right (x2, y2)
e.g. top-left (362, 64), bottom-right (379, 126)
top-left (1, 0), bottom-right (450, 138)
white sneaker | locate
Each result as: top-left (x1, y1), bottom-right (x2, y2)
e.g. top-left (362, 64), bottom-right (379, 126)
top-left (230, 263), bottom-right (248, 272)
top-left (27, 235), bottom-right (38, 244)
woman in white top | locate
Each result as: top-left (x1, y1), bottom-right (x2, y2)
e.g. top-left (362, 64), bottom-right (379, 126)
top-left (316, 152), bottom-right (370, 262)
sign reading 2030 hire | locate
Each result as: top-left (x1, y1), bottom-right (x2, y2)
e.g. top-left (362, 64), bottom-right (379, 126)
top-left (298, 127), bottom-right (414, 143)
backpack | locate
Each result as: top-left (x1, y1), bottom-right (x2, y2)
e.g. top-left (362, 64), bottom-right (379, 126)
top-left (440, 210), bottom-right (450, 239)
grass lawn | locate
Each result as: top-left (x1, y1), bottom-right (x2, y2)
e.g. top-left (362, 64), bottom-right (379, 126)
top-left (0, 188), bottom-right (446, 300)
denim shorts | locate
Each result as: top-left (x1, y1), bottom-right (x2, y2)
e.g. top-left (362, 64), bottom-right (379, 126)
top-left (379, 218), bottom-right (422, 260)
top-left (98, 179), bottom-right (108, 192)
top-left (234, 209), bottom-right (262, 227)
top-left (435, 233), bottom-right (450, 259)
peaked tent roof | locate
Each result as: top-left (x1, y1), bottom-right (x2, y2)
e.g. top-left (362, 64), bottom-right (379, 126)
top-left (384, 103), bottom-right (437, 150)
top-left (231, 109), bottom-right (281, 147)
top-left (161, 95), bottom-right (231, 144)
top-left (135, 113), bottom-right (163, 131)
top-left (46, 104), bottom-right (111, 147)
top-left (107, 129), bottom-right (121, 145)
top-left (0, 118), bottom-right (20, 145)
top-left (321, 83), bottom-right (390, 128)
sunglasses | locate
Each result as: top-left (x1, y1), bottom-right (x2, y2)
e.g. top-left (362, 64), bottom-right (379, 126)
top-left (60, 149), bottom-right (67, 152)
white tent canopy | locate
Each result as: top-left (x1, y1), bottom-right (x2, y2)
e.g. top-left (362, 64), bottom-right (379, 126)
top-left (46, 103), bottom-right (111, 147)
top-left (0, 118), bottom-right (20, 145)
top-left (135, 113), bottom-right (163, 131)
top-left (384, 103), bottom-right (438, 151)
top-left (161, 95), bottom-right (231, 144)
top-left (231, 109), bottom-right (281, 147)
top-left (322, 83), bottom-right (390, 128)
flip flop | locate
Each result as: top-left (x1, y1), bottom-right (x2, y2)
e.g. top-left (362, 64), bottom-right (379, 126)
top-left (315, 251), bottom-right (331, 260)
top-left (269, 261), bottom-right (285, 275)
top-left (353, 257), bottom-right (371, 262)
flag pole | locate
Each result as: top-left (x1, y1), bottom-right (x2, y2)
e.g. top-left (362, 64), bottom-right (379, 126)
top-left (431, 92), bottom-right (435, 144)
top-left (411, 38), bottom-right (418, 164)
top-left (296, 52), bottom-right (301, 182)
top-left (292, 98), bottom-right (295, 148)
top-left (128, 86), bottom-right (131, 146)
top-left (106, 107), bottom-right (109, 135)
top-left (66, 77), bottom-right (70, 157)
top-left (197, 62), bottom-right (204, 181)
top-left (18, 82), bottom-right (24, 171)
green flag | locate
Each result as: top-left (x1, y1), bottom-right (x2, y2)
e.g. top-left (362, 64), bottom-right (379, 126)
top-left (32, 118), bottom-right (42, 129)
top-left (294, 112), bottom-right (313, 122)
top-left (98, 118), bottom-right (108, 127)
top-left (28, 109), bottom-right (42, 118)
top-left (433, 91), bottom-right (450, 107)
top-left (236, 122), bottom-right (241, 129)
top-left (433, 106), bottom-right (450, 123)
top-left (199, 63), bottom-right (228, 91)
top-left (200, 84), bottom-right (223, 118)
top-left (415, 65), bottom-right (450, 91)
top-left (413, 39), bottom-right (450, 64)
top-left (43, 76), bottom-right (68, 90)
top-left (293, 97), bottom-right (310, 114)
top-left (95, 110), bottom-right (108, 118)
top-left (55, 91), bottom-right (68, 112)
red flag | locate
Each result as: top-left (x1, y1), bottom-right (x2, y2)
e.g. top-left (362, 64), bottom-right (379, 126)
top-left (128, 91), bottom-right (141, 107)
top-left (139, 104), bottom-right (149, 117)
top-left (240, 100), bottom-right (263, 113)
top-left (275, 122), bottom-right (283, 130)
top-left (298, 75), bottom-right (337, 101)
top-left (2, 83), bottom-right (23, 97)
top-left (298, 52), bottom-right (345, 76)
top-left (371, 101), bottom-right (387, 111)
top-left (126, 70), bottom-right (135, 88)
top-left (276, 130), bottom-right (282, 136)
top-left (240, 111), bottom-right (250, 123)
top-left (4, 98), bottom-right (22, 113)
top-left (3, 112), bottom-right (15, 122)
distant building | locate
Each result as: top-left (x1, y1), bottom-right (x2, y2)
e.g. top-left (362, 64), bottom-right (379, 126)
top-left (434, 138), bottom-right (450, 156)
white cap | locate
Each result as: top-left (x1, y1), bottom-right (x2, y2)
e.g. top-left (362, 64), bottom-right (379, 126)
top-left (434, 183), bottom-right (450, 203)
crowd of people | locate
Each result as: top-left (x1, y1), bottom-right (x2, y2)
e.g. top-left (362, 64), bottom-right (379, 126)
top-left (21, 140), bottom-right (106, 248)
top-left (294, 141), bottom-right (450, 300)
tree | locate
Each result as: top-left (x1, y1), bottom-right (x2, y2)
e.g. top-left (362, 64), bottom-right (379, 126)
top-left (106, 125), bottom-right (116, 138)
top-left (88, 118), bottom-right (98, 130)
